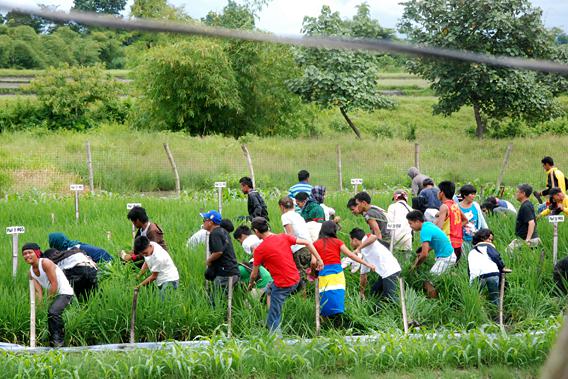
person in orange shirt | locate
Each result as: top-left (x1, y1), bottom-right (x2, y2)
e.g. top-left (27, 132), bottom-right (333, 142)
top-left (435, 181), bottom-right (468, 261)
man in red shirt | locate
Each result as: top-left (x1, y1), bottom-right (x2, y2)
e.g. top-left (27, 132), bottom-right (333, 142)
top-left (249, 217), bottom-right (323, 334)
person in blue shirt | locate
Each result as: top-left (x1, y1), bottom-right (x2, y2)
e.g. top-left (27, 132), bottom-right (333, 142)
top-left (406, 210), bottom-right (456, 276)
top-left (288, 169), bottom-right (313, 200)
top-left (49, 232), bottom-right (113, 263)
top-left (458, 184), bottom-right (488, 252)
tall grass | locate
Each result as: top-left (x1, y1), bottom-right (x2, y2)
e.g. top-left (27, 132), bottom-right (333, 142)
top-left (0, 192), bottom-right (565, 346)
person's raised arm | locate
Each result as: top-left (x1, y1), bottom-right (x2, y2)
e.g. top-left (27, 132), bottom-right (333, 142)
top-left (435, 205), bottom-right (448, 229)
top-left (340, 245), bottom-right (375, 272)
top-left (42, 259), bottom-right (59, 298)
top-left (411, 242), bottom-right (430, 270)
top-left (354, 234), bottom-right (378, 253)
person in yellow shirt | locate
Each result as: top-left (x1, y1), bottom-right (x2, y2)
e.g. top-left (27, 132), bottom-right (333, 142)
top-left (538, 188), bottom-right (568, 219)
top-left (536, 157), bottom-right (566, 197)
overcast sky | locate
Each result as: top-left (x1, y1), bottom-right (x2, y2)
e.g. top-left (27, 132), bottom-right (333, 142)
top-left (16, 0), bottom-right (568, 34)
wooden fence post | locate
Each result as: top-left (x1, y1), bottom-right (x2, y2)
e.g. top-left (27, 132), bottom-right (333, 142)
top-left (495, 143), bottom-right (513, 193)
top-left (86, 141), bottom-right (95, 195)
top-left (414, 143), bottom-right (420, 171)
top-left (241, 144), bottom-right (256, 189)
top-left (163, 143), bottom-right (181, 196)
top-left (336, 145), bottom-right (343, 191)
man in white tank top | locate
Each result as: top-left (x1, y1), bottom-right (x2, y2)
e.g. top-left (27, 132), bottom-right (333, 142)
top-left (22, 243), bottom-right (74, 347)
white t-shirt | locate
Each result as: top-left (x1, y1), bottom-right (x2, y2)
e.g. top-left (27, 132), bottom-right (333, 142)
top-left (387, 201), bottom-right (413, 250)
top-left (58, 252), bottom-right (95, 271)
top-left (467, 245), bottom-right (499, 283)
top-left (187, 228), bottom-right (207, 248)
top-left (242, 234), bottom-right (261, 255)
top-left (359, 236), bottom-right (401, 278)
top-left (321, 203), bottom-right (335, 221)
top-left (281, 210), bottom-right (312, 252)
top-left (144, 242), bottom-right (179, 287)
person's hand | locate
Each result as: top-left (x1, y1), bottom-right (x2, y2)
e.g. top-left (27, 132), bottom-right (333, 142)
top-left (122, 253), bottom-right (132, 262)
top-left (134, 285), bottom-right (141, 290)
top-left (367, 263), bottom-right (377, 272)
top-left (316, 259), bottom-right (324, 271)
top-left (502, 268), bottom-right (512, 274)
top-left (247, 283), bottom-right (254, 291)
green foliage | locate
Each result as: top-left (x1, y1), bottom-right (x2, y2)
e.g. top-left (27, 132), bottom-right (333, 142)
top-left (288, 4), bottom-right (395, 137)
top-left (30, 65), bottom-right (128, 130)
top-left (399, 0), bottom-right (565, 138)
top-left (73, 0), bottom-right (127, 15)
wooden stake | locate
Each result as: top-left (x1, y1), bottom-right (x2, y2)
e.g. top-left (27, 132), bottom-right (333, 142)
top-left (163, 143), bottom-right (181, 197)
top-left (205, 231), bottom-right (210, 292)
top-left (553, 222), bottom-right (559, 266)
top-left (315, 277), bottom-right (321, 336)
top-left (74, 191), bottom-right (80, 222)
top-left (336, 145), bottom-right (343, 191)
top-left (241, 144), bottom-right (256, 189)
top-left (130, 288), bottom-right (139, 344)
top-left (414, 143), bottom-right (420, 171)
top-left (399, 277), bottom-right (409, 334)
top-left (29, 279), bottom-right (36, 348)
top-left (51, 213), bottom-right (55, 225)
top-left (495, 143), bottom-right (513, 193)
top-left (86, 141), bottom-right (95, 195)
top-left (498, 274), bottom-right (506, 329)
top-left (12, 233), bottom-right (18, 278)
top-left (227, 276), bottom-right (234, 338)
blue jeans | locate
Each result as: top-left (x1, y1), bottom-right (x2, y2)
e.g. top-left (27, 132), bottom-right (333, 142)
top-left (79, 244), bottom-right (113, 263)
top-left (158, 280), bottom-right (178, 300)
top-left (266, 281), bottom-right (299, 334)
top-left (479, 275), bottom-right (500, 305)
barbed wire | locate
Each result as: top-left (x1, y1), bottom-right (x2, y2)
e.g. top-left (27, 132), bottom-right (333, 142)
top-left (1, 3), bottom-right (568, 75)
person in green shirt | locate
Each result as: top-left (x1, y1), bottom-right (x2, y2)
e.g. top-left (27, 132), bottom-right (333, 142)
top-left (239, 261), bottom-right (273, 305)
top-left (295, 192), bottom-right (325, 223)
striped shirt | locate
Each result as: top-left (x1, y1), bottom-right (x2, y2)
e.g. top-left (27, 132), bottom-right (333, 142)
top-left (288, 182), bottom-right (313, 199)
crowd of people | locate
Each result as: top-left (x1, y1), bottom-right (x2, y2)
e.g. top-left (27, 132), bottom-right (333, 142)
top-left (20, 156), bottom-right (567, 346)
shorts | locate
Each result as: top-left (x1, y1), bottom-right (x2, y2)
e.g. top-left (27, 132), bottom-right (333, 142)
top-left (430, 253), bottom-right (457, 275)
top-left (506, 238), bottom-right (542, 253)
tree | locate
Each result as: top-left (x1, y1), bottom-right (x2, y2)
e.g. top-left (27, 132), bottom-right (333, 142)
top-left (399, 0), bottom-right (564, 138)
top-left (287, 4), bottom-right (395, 138)
top-left (73, 0), bottom-right (127, 15)
top-left (5, 11), bottom-right (46, 33)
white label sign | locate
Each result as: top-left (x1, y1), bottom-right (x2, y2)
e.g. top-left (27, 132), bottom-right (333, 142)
top-left (549, 215), bottom-right (565, 223)
top-left (126, 203), bottom-right (142, 210)
top-left (70, 184), bottom-right (84, 191)
top-left (6, 226), bottom-right (25, 234)
top-left (387, 223), bottom-right (402, 231)
top-left (350, 178), bottom-right (363, 185)
top-left (214, 182), bottom-right (227, 188)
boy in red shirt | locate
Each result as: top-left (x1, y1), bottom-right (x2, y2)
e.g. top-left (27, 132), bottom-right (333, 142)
top-left (435, 181), bottom-right (468, 261)
top-left (249, 217), bottom-right (323, 334)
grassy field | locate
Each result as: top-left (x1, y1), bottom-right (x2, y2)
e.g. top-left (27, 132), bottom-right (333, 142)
top-left (0, 191), bottom-right (565, 347)
top-left (1, 96), bottom-right (568, 194)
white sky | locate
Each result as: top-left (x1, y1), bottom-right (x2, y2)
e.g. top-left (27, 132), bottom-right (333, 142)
top-left (14, 0), bottom-right (568, 34)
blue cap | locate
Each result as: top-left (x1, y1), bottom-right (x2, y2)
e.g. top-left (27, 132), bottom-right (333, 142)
top-left (200, 210), bottom-right (222, 224)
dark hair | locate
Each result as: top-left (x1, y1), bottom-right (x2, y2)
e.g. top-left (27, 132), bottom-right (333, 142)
top-left (406, 210), bottom-right (425, 222)
top-left (486, 196), bottom-right (498, 205)
top-left (423, 178), bottom-right (434, 187)
top-left (298, 170), bottom-right (310, 182)
top-left (460, 184), bottom-right (477, 197)
top-left (517, 183), bottom-right (533, 197)
top-left (347, 198), bottom-right (357, 209)
top-left (251, 217), bottom-right (269, 233)
top-left (220, 219), bottom-right (234, 233)
top-left (481, 201), bottom-right (496, 213)
top-left (22, 242), bottom-right (41, 253)
top-left (239, 176), bottom-right (253, 188)
top-left (127, 206), bottom-right (148, 223)
top-left (295, 192), bottom-right (309, 202)
top-left (133, 236), bottom-right (150, 254)
top-left (542, 156), bottom-right (554, 166)
top-left (319, 221), bottom-right (338, 239)
top-left (278, 197), bottom-right (294, 209)
top-left (354, 191), bottom-right (371, 204)
top-left (233, 225), bottom-right (252, 240)
top-left (349, 228), bottom-right (366, 241)
top-left (438, 181), bottom-right (455, 199)
top-left (473, 228), bottom-right (493, 245)
top-left (550, 187), bottom-right (563, 197)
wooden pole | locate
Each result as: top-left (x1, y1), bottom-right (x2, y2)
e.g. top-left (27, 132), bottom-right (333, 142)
top-left (498, 274), bottom-right (506, 329)
top-left (218, 187), bottom-right (223, 215)
top-left (86, 141), bottom-right (95, 195)
top-left (227, 276), bottom-right (234, 338)
top-left (29, 279), bottom-right (36, 348)
top-left (495, 143), bottom-right (513, 193)
top-left (163, 143), bottom-right (181, 196)
top-left (399, 277), bottom-right (409, 334)
top-left (74, 191), bottom-right (80, 222)
top-left (336, 145), bottom-right (343, 191)
top-left (541, 315), bottom-right (568, 379)
top-left (315, 277), bottom-right (321, 336)
top-left (205, 231), bottom-right (210, 292)
top-left (414, 143), bottom-right (420, 171)
top-left (130, 288), bottom-right (139, 344)
top-left (241, 144), bottom-right (256, 189)
top-left (553, 222), bottom-right (559, 266)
